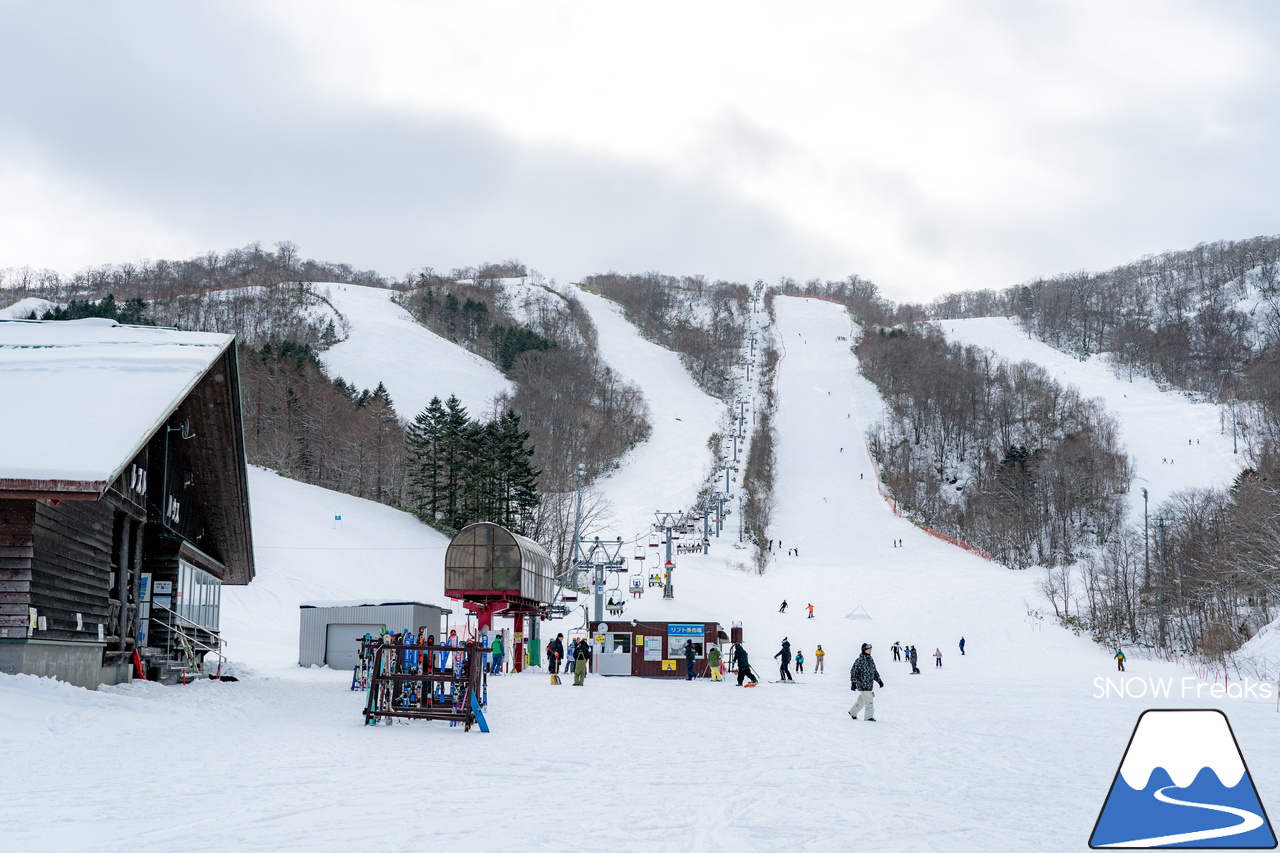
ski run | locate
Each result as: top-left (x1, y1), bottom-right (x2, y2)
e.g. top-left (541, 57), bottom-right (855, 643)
top-left (2, 293), bottom-right (1278, 853)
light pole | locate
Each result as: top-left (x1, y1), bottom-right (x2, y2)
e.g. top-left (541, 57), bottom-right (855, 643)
top-left (1155, 515), bottom-right (1170, 649)
top-left (1141, 487), bottom-right (1149, 589)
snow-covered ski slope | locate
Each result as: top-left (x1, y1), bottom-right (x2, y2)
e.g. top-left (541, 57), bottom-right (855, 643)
top-left (571, 288), bottom-right (722, 537)
top-left (318, 283), bottom-right (512, 418)
top-left (939, 317), bottom-right (1246, 522)
top-left (4, 298), bottom-right (1279, 853)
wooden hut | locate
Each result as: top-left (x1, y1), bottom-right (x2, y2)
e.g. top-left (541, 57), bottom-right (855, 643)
top-left (589, 619), bottom-right (728, 677)
top-left (0, 318), bottom-right (254, 688)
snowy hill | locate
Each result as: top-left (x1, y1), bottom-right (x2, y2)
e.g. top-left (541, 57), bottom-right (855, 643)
top-left (939, 316), bottom-right (1246, 523)
top-left (570, 287), bottom-right (723, 537)
top-left (318, 283), bottom-right (512, 418)
top-left (4, 296), bottom-right (1279, 852)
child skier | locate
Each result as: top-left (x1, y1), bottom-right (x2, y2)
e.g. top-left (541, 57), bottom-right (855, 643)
top-left (795, 650), bottom-right (805, 674)
top-left (814, 645), bottom-right (825, 673)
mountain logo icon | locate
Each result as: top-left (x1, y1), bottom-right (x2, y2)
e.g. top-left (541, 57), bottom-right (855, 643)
top-left (1090, 709), bottom-right (1276, 848)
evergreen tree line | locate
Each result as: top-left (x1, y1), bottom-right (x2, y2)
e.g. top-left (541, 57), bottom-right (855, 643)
top-left (405, 396), bottom-right (540, 535)
top-left (238, 342), bottom-right (406, 505)
top-left (583, 272), bottom-right (750, 398)
top-left (33, 294), bottom-right (155, 326)
top-left (398, 273), bottom-right (651, 492)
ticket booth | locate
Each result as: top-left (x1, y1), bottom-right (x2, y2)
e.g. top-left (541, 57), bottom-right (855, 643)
top-left (589, 620), bottom-right (728, 678)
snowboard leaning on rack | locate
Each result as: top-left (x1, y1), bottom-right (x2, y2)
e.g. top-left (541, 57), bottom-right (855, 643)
top-left (360, 633), bottom-right (489, 732)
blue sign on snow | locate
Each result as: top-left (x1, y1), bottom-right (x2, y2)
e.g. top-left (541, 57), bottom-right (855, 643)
top-left (1090, 709), bottom-right (1276, 848)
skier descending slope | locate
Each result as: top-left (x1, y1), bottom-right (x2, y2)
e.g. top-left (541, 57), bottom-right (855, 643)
top-left (848, 643), bottom-right (884, 721)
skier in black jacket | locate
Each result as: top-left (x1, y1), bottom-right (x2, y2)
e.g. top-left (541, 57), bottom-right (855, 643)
top-left (774, 638), bottom-right (794, 682)
top-left (684, 639), bottom-right (697, 681)
top-left (733, 642), bottom-right (758, 686)
top-left (848, 642), bottom-right (884, 721)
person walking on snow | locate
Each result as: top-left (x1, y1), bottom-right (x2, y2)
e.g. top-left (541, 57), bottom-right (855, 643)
top-left (909, 645), bottom-right (920, 674)
top-left (806, 603), bottom-right (815, 619)
top-left (795, 650), bottom-right (805, 674)
top-left (774, 638), bottom-right (794, 681)
top-left (684, 639), bottom-right (697, 681)
top-left (549, 633), bottom-right (565, 678)
top-left (708, 644), bottom-right (722, 681)
top-left (573, 639), bottom-right (590, 685)
top-left (779, 600), bottom-right (788, 614)
top-left (959, 636), bottom-right (966, 656)
top-left (815, 645), bottom-right (825, 673)
top-left (1114, 649), bottom-right (1126, 672)
top-left (934, 647), bottom-right (943, 668)
top-left (892, 641), bottom-right (901, 662)
top-left (490, 633), bottom-right (503, 674)
top-left (733, 643), bottom-right (758, 686)
top-left (848, 643), bottom-right (884, 721)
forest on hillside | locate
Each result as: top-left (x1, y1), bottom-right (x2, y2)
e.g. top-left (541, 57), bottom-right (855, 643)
top-left (926, 238), bottom-right (1280, 661)
top-left (0, 245), bottom-right (649, 563)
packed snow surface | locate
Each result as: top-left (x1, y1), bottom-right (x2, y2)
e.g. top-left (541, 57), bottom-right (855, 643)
top-left (0, 318), bottom-right (232, 484)
top-left (317, 283), bottom-right (512, 419)
top-left (3, 298), bottom-right (1277, 852)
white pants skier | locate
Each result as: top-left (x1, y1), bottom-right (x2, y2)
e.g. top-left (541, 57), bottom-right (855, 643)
top-left (848, 690), bottom-right (875, 720)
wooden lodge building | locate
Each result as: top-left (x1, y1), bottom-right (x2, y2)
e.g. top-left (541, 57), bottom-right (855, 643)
top-left (0, 318), bottom-right (254, 688)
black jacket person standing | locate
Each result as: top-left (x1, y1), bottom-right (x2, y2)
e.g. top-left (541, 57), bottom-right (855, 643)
top-left (848, 643), bottom-right (884, 721)
top-left (774, 638), bottom-right (794, 682)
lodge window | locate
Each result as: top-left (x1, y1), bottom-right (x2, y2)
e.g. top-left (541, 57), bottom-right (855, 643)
top-left (176, 559), bottom-right (221, 632)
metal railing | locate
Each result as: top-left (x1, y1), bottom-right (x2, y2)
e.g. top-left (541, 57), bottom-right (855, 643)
top-left (149, 600), bottom-right (227, 678)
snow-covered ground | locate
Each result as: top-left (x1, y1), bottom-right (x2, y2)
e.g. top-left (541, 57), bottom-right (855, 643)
top-left (570, 288), bottom-right (723, 538)
top-left (3, 298), bottom-right (1278, 852)
top-left (939, 317), bottom-right (1246, 523)
top-left (317, 283), bottom-right (512, 419)
top-left (0, 295), bottom-right (55, 319)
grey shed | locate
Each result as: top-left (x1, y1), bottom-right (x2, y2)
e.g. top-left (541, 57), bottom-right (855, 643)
top-left (298, 601), bottom-right (452, 671)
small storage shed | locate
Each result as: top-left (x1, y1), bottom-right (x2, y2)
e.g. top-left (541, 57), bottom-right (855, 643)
top-left (298, 601), bottom-right (451, 670)
top-left (589, 619), bottom-right (727, 677)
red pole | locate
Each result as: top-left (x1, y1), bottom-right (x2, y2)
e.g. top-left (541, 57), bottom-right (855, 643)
top-left (514, 613), bottom-right (524, 673)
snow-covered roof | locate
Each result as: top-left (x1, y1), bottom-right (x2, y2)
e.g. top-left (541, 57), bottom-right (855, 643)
top-left (0, 318), bottom-right (235, 493)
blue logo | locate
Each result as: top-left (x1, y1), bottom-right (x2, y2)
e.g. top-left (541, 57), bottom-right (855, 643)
top-left (1090, 709), bottom-right (1276, 848)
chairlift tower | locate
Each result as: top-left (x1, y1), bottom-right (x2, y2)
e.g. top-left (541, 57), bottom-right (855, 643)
top-left (654, 511), bottom-right (686, 600)
top-left (576, 536), bottom-right (626, 624)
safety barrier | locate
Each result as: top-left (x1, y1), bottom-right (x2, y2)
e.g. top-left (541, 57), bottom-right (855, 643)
top-left (863, 444), bottom-right (993, 561)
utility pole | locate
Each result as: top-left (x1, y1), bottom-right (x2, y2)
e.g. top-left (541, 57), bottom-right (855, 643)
top-left (654, 511), bottom-right (686, 600)
top-left (569, 463), bottom-right (585, 592)
top-left (1141, 487), bottom-right (1149, 589)
top-left (1156, 516), bottom-right (1169, 649)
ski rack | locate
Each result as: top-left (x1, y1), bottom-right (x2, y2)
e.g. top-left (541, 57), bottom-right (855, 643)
top-left (360, 635), bottom-right (489, 732)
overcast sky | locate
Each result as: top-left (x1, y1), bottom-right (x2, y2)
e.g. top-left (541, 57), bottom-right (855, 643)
top-left (3, 1), bottom-right (1280, 303)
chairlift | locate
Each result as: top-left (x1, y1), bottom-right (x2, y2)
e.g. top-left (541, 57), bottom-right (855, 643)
top-left (634, 546), bottom-right (645, 561)
top-left (648, 533), bottom-right (660, 548)
top-left (629, 575), bottom-right (644, 597)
